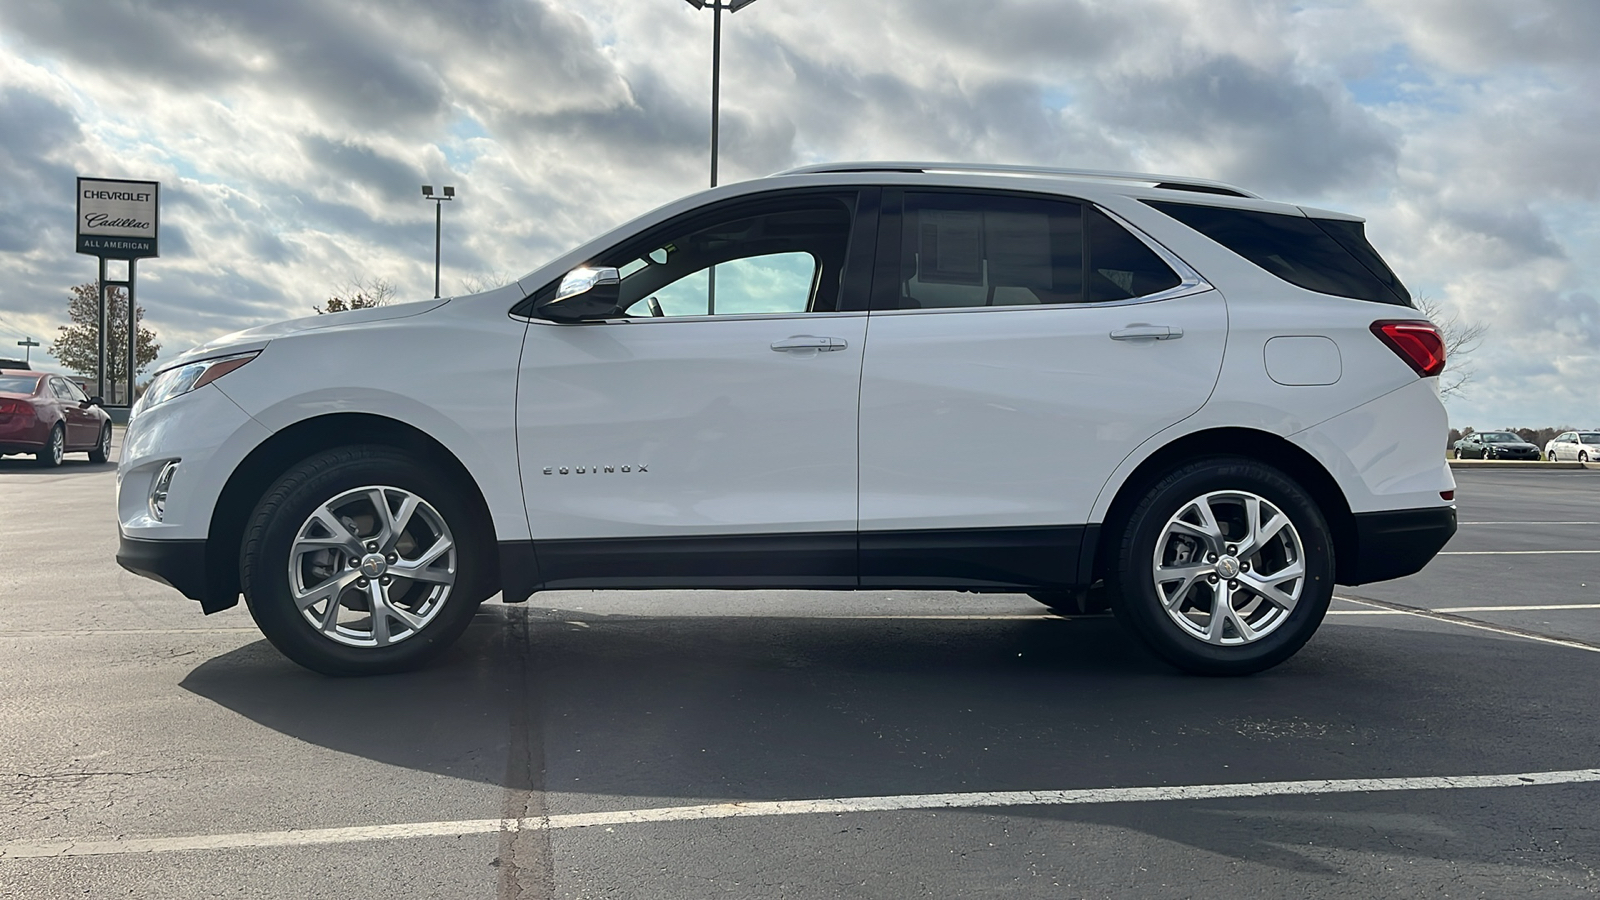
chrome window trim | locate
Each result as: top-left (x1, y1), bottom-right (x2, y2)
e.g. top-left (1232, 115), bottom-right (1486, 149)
top-left (868, 287), bottom-right (1217, 317)
top-left (522, 310), bottom-right (869, 327)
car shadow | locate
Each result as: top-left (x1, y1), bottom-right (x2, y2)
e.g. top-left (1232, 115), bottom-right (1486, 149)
top-left (0, 455), bottom-right (117, 473)
top-left (180, 606), bottom-right (1600, 875)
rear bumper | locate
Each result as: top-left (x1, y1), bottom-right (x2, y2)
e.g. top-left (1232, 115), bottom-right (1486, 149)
top-left (117, 535), bottom-right (236, 612)
top-left (1338, 506), bottom-right (1457, 586)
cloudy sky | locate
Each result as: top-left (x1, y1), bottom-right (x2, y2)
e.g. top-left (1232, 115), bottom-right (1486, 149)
top-left (0, 0), bottom-right (1596, 427)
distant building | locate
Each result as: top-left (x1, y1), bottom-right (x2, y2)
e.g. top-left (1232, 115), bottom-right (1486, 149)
top-left (0, 357), bottom-right (32, 370)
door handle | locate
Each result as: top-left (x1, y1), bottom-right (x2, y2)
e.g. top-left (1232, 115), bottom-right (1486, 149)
top-left (771, 335), bottom-right (847, 352)
top-left (1109, 324), bottom-right (1184, 341)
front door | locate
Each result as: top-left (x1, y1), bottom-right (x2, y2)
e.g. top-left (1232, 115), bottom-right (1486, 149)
top-left (517, 190), bottom-right (875, 588)
top-left (856, 189), bottom-right (1228, 588)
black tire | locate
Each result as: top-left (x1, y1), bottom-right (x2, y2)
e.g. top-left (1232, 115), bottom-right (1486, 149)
top-left (88, 424), bottom-right (112, 464)
top-left (36, 424), bottom-right (65, 467)
top-left (1029, 582), bottom-right (1111, 616)
top-left (1108, 456), bottom-right (1334, 676)
top-left (1582, 452), bottom-right (1590, 464)
top-left (240, 445), bottom-right (493, 676)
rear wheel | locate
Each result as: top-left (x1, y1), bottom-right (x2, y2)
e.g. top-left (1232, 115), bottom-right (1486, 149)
top-left (241, 446), bottom-right (492, 676)
top-left (88, 424), bottom-right (112, 463)
top-left (36, 425), bottom-right (64, 467)
top-left (1109, 457), bottom-right (1334, 676)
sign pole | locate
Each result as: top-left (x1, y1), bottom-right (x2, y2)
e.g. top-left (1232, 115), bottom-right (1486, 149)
top-left (126, 258), bottom-right (138, 407)
top-left (97, 256), bottom-right (108, 402)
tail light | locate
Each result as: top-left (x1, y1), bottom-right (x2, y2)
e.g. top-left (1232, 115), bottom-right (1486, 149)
top-left (1371, 320), bottom-right (1446, 378)
top-left (0, 399), bottom-right (32, 416)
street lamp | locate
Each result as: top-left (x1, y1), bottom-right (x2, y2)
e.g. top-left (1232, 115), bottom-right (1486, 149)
top-left (421, 184), bottom-right (455, 299)
top-left (683, 0), bottom-right (761, 187)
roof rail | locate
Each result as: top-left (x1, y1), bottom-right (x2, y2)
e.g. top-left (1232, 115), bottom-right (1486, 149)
top-left (771, 162), bottom-right (1258, 198)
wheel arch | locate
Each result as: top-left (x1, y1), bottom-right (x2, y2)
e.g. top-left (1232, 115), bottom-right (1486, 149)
top-left (1091, 427), bottom-right (1357, 585)
top-left (200, 412), bottom-right (500, 612)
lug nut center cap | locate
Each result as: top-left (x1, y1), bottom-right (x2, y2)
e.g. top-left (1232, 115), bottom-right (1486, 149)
top-left (359, 554), bottom-right (388, 578)
top-left (1215, 556), bottom-right (1241, 579)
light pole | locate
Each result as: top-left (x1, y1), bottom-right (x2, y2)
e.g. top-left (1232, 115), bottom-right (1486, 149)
top-left (421, 185), bottom-right (455, 298)
top-left (684, 0), bottom-right (761, 188)
top-left (16, 337), bottom-right (39, 367)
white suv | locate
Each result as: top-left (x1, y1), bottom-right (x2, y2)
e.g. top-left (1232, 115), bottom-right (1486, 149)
top-left (117, 163), bottom-right (1456, 676)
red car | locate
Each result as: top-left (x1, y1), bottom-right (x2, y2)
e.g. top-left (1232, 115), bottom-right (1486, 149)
top-left (0, 369), bottom-right (114, 466)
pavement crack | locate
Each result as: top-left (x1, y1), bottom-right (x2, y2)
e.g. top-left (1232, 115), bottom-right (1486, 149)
top-left (495, 608), bottom-right (554, 900)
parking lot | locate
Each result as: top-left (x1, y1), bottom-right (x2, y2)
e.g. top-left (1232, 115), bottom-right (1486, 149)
top-left (3, 434), bottom-right (1599, 899)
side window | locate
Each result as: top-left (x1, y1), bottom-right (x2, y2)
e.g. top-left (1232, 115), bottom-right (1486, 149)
top-left (890, 193), bottom-right (1181, 310)
top-left (607, 197), bottom-right (853, 318)
top-left (1144, 200), bottom-right (1412, 306)
top-left (897, 192), bottom-right (1083, 309)
top-left (1086, 207), bottom-right (1184, 302)
top-left (63, 380), bottom-right (89, 402)
top-left (50, 378), bottom-right (73, 400)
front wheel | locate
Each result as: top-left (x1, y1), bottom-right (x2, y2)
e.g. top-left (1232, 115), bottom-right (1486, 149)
top-left (241, 446), bottom-right (492, 675)
top-left (1582, 452), bottom-right (1591, 464)
top-left (1109, 457), bottom-right (1334, 676)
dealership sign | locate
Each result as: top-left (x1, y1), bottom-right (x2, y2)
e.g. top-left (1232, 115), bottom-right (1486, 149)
top-left (76, 177), bottom-right (159, 259)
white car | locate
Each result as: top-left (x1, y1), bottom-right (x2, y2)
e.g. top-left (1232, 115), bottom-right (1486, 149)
top-left (117, 162), bottom-right (1457, 677)
top-left (1545, 432), bottom-right (1600, 462)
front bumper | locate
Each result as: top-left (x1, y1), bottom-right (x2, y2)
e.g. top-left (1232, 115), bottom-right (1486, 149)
top-left (117, 535), bottom-right (209, 601)
top-left (1338, 506), bottom-right (1457, 585)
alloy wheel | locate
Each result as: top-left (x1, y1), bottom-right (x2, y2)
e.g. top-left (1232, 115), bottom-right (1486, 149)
top-left (1151, 490), bottom-right (1306, 646)
top-left (49, 428), bottom-right (64, 465)
top-left (287, 485), bottom-right (457, 648)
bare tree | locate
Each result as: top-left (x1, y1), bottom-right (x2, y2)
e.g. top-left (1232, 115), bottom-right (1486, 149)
top-left (458, 270), bottom-right (515, 296)
top-left (1415, 296), bottom-right (1487, 399)
top-left (314, 277), bottom-right (398, 315)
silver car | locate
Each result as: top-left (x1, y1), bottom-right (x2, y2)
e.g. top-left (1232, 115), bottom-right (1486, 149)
top-left (1545, 431), bottom-right (1600, 462)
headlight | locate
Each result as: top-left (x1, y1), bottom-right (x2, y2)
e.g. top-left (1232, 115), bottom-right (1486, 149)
top-left (133, 351), bottom-right (259, 418)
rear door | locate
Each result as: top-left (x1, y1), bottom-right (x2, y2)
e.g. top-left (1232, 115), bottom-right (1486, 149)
top-left (856, 189), bottom-right (1227, 588)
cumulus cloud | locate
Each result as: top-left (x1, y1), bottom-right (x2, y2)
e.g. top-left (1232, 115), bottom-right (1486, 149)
top-left (0, 0), bottom-right (1595, 427)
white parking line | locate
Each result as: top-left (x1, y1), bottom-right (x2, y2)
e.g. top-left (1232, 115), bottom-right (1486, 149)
top-left (1438, 550), bottom-right (1600, 555)
top-left (4, 767), bottom-right (1598, 860)
top-left (0, 628), bottom-right (259, 637)
top-left (1330, 603), bottom-right (1600, 616)
top-left (1335, 596), bottom-right (1600, 653)
top-left (1460, 522), bottom-right (1600, 526)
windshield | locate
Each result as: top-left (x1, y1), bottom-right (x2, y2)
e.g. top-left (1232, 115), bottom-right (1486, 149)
top-left (1479, 432), bottom-right (1519, 442)
top-left (0, 374), bottom-right (41, 393)
top-left (1581, 433), bottom-right (1600, 444)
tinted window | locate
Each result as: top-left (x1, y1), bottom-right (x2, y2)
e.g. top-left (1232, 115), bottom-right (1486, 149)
top-left (896, 192), bottom-right (1084, 309)
top-left (0, 375), bottom-right (41, 393)
top-left (1087, 207), bottom-right (1183, 302)
top-left (608, 198), bottom-right (853, 318)
top-left (1144, 200), bottom-right (1411, 306)
top-left (891, 193), bottom-right (1181, 310)
top-left (1581, 433), bottom-right (1600, 445)
top-left (1479, 432), bottom-right (1518, 442)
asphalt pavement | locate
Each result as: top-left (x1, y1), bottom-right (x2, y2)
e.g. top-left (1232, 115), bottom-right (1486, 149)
top-left (2, 437), bottom-right (1599, 898)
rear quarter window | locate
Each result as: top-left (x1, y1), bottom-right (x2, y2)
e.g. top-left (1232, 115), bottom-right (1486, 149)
top-left (1144, 200), bottom-right (1411, 306)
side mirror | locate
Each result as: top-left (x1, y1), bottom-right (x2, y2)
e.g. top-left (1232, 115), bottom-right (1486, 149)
top-left (535, 267), bottom-right (622, 322)
top-left (87, 396), bottom-right (104, 407)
